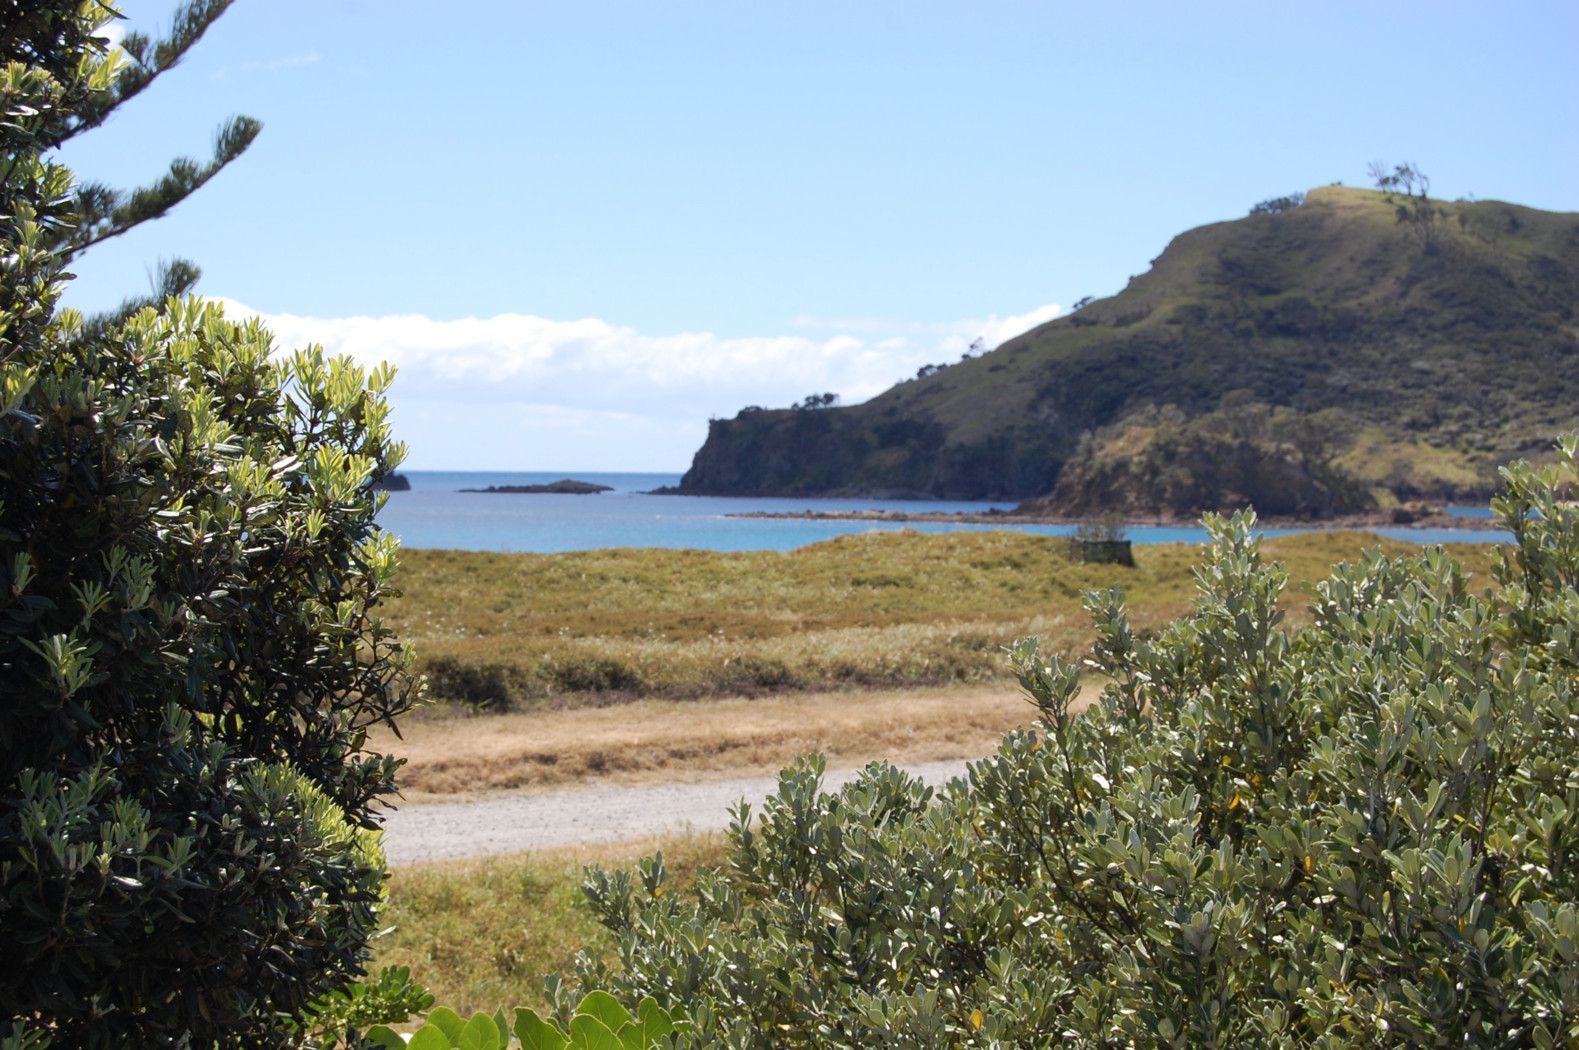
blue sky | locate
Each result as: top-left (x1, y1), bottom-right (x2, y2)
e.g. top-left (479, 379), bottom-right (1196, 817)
top-left (59, 1), bottom-right (1579, 470)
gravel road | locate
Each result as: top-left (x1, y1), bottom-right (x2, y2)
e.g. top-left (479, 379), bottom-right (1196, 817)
top-left (380, 758), bottom-right (975, 866)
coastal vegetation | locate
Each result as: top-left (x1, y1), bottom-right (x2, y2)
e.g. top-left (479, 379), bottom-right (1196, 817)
top-left (674, 183), bottom-right (1578, 508)
top-left (1027, 400), bottom-right (1375, 519)
top-left (7, 7), bottom-right (1572, 1047)
top-left (392, 530), bottom-right (1497, 711)
top-left (562, 446), bottom-right (1579, 1045)
top-left (0, 5), bottom-right (419, 1045)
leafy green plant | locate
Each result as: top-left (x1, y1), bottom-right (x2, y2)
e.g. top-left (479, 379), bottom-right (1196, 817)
top-left (300, 966), bottom-right (436, 1049)
top-left (571, 440), bottom-right (1579, 1046)
top-left (0, 4), bottom-right (419, 1046)
top-left (365, 993), bottom-right (691, 1050)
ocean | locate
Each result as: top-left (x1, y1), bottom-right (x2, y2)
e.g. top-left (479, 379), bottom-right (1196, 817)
top-left (375, 471), bottom-right (1514, 553)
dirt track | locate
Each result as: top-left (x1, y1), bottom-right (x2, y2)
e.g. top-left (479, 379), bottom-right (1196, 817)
top-left (378, 758), bottom-right (974, 866)
top-left (373, 683), bottom-right (1042, 800)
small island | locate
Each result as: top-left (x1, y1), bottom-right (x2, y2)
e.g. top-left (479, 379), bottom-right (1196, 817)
top-left (459, 478), bottom-right (613, 495)
top-left (370, 472), bottom-right (411, 491)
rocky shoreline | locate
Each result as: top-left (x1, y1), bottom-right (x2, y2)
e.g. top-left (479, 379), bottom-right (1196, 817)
top-left (726, 506), bottom-right (1501, 532)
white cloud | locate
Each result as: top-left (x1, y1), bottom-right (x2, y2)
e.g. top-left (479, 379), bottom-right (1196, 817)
top-left (213, 52), bottom-right (322, 79)
top-left (245, 51), bottom-right (322, 71)
top-left (979, 303), bottom-right (1063, 347)
top-left (787, 304), bottom-right (1062, 346)
top-left (212, 298), bottom-right (1059, 470)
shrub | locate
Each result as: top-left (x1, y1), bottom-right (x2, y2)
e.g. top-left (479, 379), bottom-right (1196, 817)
top-left (0, 309), bottom-right (419, 1049)
top-left (573, 441), bottom-right (1579, 1046)
top-left (1250, 192), bottom-right (1306, 215)
top-left (298, 965), bottom-right (435, 1048)
top-left (1070, 514), bottom-right (1133, 565)
top-left (0, 6), bottom-right (419, 1046)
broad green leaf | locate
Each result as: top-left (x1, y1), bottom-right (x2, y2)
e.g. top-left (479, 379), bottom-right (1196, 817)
top-left (364, 1026), bottom-right (409, 1050)
top-left (408, 1025), bottom-right (454, 1050)
top-left (568, 1014), bottom-right (624, 1050)
top-left (634, 997), bottom-right (675, 1041)
top-left (574, 990), bottom-right (632, 1034)
top-left (427, 1006), bottom-right (466, 1043)
top-left (457, 1012), bottom-right (501, 1050)
top-left (514, 1007), bottom-right (570, 1050)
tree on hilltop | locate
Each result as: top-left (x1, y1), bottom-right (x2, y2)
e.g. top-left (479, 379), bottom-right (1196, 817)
top-left (794, 391), bottom-right (841, 410)
top-left (1369, 160), bottom-right (1445, 253)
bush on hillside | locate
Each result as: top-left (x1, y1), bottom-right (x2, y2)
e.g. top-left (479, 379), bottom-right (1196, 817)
top-left (572, 440), bottom-right (1579, 1047)
top-left (1250, 192), bottom-right (1306, 215)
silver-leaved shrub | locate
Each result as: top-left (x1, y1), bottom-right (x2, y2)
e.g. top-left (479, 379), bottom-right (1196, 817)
top-left (577, 440), bottom-right (1578, 1048)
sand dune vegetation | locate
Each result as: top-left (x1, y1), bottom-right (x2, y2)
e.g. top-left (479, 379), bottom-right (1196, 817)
top-left (391, 529), bottom-right (1498, 712)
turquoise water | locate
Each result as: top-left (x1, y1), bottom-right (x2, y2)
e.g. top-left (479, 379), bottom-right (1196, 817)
top-left (376, 471), bottom-right (1513, 553)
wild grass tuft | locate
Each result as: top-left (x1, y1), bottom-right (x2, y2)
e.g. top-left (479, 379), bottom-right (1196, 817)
top-left (374, 835), bottom-right (726, 1017)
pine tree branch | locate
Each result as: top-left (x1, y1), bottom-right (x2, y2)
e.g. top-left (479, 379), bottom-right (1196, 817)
top-left (49, 0), bottom-right (236, 146)
top-left (62, 114), bottom-right (260, 256)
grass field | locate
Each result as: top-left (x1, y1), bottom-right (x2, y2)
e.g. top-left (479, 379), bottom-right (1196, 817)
top-left (388, 529), bottom-right (1500, 711)
top-left (375, 834), bottom-right (726, 1018)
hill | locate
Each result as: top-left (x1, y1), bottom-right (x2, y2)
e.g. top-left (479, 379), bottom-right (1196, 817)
top-left (672, 186), bottom-right (1579, 508)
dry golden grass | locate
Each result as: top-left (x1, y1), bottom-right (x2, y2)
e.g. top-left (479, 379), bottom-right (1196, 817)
top-left (389, 530), bottom-right (1499, 710)
top-left (376, 834), bottom-right (726, 1017)
top-left (379, 681), bottom-right (1099, 799)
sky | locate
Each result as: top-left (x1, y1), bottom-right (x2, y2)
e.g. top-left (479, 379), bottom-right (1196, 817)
top-left (58, 1), bottom-right (1579, 471)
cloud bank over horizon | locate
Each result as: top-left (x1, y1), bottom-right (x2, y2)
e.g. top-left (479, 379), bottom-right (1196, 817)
top-left (215, 299), bottom-right (1060, 471)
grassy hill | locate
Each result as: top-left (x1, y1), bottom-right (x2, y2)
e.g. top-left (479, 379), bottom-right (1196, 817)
top-left (674, 186), bottom-right (1579, 504)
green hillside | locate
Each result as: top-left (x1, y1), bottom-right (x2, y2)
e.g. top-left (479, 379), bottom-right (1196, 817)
top-left (674, 186), bottom-right (1579, 506)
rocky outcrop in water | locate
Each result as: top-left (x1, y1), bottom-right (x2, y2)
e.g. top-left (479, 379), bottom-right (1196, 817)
top-left (460, 479), bottom-right (613, 494)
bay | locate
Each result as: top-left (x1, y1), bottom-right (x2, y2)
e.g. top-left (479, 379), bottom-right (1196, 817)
top-left (376, 471), bottom-right (1512, 553)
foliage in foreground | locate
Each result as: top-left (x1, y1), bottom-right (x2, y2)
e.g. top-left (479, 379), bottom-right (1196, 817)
top-left (299, 965), bottom-right (435, 1049)
top-left (573, 442), bottom-right (1579, 1047)
top-left (358, 993), bottom-right (689, 1050)
top-left (0, 4), bottom-right (418, 1045)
